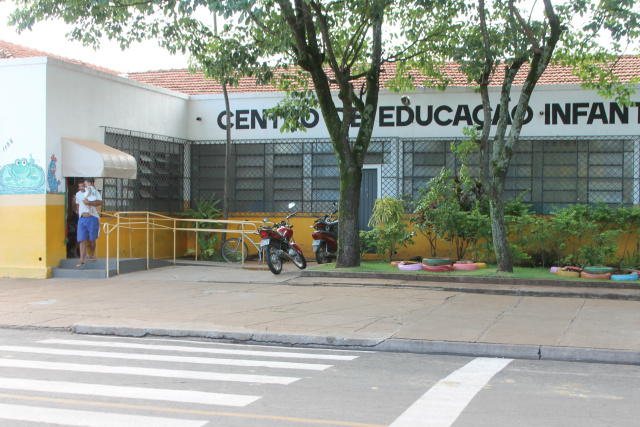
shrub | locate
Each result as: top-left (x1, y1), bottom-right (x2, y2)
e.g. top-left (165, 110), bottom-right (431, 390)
top-left (412, 166), bottom-right (489, 261)
top-left (178, 194), bottom-right (222, 261)
top-left (367, 196), bottom-right (415, 261)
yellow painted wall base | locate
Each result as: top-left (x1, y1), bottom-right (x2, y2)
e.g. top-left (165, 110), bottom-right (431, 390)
top-left (0, 266), bottom-right (51, 279)
top-left (0, 194), bottom-right (65, 278)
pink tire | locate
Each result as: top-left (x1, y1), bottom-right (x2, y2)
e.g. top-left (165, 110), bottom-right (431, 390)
top-left (398, 261), bottom-right (423, 271)
top-left (423, 264), bottom-right (454, 272)
top-left (550, 267), bottom-right (561, 274)
top-left (453, 263), bottom-right (479, 271)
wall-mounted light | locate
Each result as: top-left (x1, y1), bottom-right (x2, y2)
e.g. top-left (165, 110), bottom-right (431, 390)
top-left (196, 117), bottom-right (202, 121)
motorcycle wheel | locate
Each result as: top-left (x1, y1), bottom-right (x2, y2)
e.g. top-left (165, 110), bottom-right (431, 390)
top-left (265, 242), bottom-right (283, 275)
top-left (315, 242), bottom-right (330, 264)
top-left (293, 252), bottom-right (307, 270)
top-left (221, 238), bottom-right (248, 263)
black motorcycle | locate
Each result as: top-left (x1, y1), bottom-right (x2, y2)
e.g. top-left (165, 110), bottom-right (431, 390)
top-left (311, 203), bottom-right (338, 264)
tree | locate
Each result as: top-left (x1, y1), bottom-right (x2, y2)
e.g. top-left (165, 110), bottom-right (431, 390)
top-left (9, 0), bottom-right (461, 268)
top-left (405, 0), bottom-right (640, 272)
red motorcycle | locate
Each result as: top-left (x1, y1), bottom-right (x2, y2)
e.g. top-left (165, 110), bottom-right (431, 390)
top-left (259, 203), bottom-right (307, 275)
top-left (311, 203), bottom-right (338, 264)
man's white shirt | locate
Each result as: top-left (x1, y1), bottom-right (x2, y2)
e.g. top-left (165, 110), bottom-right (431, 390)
top-left (77, 188), bottom-right (102, 218)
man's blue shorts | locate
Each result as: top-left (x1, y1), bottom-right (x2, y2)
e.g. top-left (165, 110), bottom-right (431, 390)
top-left (77, 216), bottom-right (100, 242)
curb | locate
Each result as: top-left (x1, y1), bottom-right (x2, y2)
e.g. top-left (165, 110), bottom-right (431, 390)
top-left (288, 280), bottom-right (640, 300)
top-left (71, 324), bottom-right (640, 366)
top-left (300, 270), bottom-right (640, 289)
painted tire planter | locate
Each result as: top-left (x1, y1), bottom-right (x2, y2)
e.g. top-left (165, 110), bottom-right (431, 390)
top-left (422, 258), bottom-right (453, 266)
top-left (580, 271), bottom-right (611, 280)
top-left (564, 266), bottom-right (583, 273)
top-left (398, 261), bottom-right (423, 271)
top-left (453, 263), bottom-right (479, 271)
top-left (423, 264), bottom-right (454, 272)
top-left (611, 272), bottom-right (639, 281)
top-left (583, 266), bottom-right (614, 274)
top-left (390, 261), bottom-right (401, 267)
top-left (555, 269), bottom-right (580, 278)
top-left (550, 267), bottom-right (561, 274)
top-left (473, 263), bottom-right (487, 269)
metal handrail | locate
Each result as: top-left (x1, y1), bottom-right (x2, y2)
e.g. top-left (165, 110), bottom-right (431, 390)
top-left (101, 212), bottom-right (262, 278)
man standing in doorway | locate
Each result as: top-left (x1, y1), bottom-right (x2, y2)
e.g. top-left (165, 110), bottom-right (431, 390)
top-left (70, 180), bottom-right (85, 257)
top-left (76, 178), bottom-right (102, 267)
top-left (74, 181), bottom-right (85, 216)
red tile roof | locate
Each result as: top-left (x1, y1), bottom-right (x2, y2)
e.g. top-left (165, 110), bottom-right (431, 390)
top-left (2, 38), bottom-right (636, 94)
top-left (126, 56), bottom-right (640, 95)
top-left (0, 40), bottom-right (121, 75)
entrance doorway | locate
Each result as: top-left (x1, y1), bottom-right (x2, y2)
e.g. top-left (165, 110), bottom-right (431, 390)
top-left (359, 165), bottom-right (381, 231)
top-left (66, 177), bottom-right (82, 258)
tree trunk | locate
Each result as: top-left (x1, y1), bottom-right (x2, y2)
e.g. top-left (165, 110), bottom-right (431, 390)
top-left (335, 163), bottom-right (362, 268)
top-left (488, 190), bottom-right (513, 272)
top-left (222, 81), bottom-right (231, 223)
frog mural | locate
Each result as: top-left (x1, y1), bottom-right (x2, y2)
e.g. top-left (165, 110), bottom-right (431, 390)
top-left (47, 154), bottom-right (60, 193)
top-left (0, 154), bottom-right (46, 194)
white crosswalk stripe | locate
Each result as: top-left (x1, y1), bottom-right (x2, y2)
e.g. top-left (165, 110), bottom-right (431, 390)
top-left (0, 336), bottom-right (361, 426)
top-left (0, 345), bottom-right (333, 370)
top-left (0, 358), bottom-right (300, 384)
top-left (40, 338), bottom-right (359, 360)
top-left (0, 378), bottom-right (260, 406)
top-left (0, 403), bottom-right (209, 427)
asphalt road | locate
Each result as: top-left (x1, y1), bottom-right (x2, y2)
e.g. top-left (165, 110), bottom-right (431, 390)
top-left (0, 328), bottom-right (638, 427)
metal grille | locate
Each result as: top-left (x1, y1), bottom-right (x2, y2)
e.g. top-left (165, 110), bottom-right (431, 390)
top-left (102, 127), bottom-right (639, 217)
top-left (191, 138), bottom-right (396, 217)
top-left (402, 135), bottom-right (640, 214)
top-left (103, 128), bottom-right (189, 213)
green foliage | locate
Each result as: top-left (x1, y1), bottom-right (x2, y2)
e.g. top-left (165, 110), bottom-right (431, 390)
top-left (365, 196), bottom-right (414, 261)
top-left (545, 203), bottom-right (624, 267)
top-left (368, 195), bottom-right (406, 228)
top-left (359, 230), bottom-right (379, 258)
top-left (621, 249), bottom-right (640, 271)
top-left (178, 194), bottom-right (222, 261)
top-left (408, 192), bottom-right (438, 257)
top-left (612, 205), bottom-right (640, 265)
top-left (503, 194), bottom-right (536, 266)
top-left (412, 165), bottom-right (490, 261)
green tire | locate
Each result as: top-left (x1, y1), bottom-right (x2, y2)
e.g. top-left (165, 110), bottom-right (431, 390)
top-left (422, 258), bottom-right (453, 266)
top-left (583, 266), bottom-right (614, 274)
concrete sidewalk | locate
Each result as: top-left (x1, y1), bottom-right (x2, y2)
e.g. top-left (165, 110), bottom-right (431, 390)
top-left (1, 261), bottom-right (639, 365)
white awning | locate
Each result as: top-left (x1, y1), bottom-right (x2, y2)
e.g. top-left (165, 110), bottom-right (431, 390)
top-left (61, 138), bottom-right (137, 179)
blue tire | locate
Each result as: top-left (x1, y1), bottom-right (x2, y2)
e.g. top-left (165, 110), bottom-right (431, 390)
top-left (611, 272), bottom-right (639, 281)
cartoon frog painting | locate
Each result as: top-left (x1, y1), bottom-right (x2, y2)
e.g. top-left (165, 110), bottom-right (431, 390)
top-left (0, 153), bottom-right (46, 194)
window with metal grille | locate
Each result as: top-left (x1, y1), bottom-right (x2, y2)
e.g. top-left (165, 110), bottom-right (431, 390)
top-left (103, 128), bottom-right (639, 217)
top-left (103, 128), bottom-right (189, 213)
top-left (402, 135), bottom-right (640, 214)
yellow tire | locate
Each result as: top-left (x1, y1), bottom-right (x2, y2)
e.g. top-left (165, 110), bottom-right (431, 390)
top-left (473, 262), bottom-right (487, 269)
top-left (555, 269), bottom-right (580, 278)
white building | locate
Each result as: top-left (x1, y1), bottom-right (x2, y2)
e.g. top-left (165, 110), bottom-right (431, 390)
top-left (1, 40), bottom-right (638, 278)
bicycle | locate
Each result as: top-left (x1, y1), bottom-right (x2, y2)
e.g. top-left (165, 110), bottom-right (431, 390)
top-left (221, 221), bottom-right (272, 263)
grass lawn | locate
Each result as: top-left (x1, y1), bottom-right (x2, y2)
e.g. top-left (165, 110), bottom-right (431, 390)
top-left (312, 260), bottom-right (576, 281)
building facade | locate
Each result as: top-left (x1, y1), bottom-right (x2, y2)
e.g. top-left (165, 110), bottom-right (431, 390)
top-left (1, 46), bottom-right (639, 278)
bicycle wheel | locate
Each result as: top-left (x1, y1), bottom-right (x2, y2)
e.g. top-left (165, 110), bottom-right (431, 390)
top-left (221, 238), bottom-right (249, 263)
